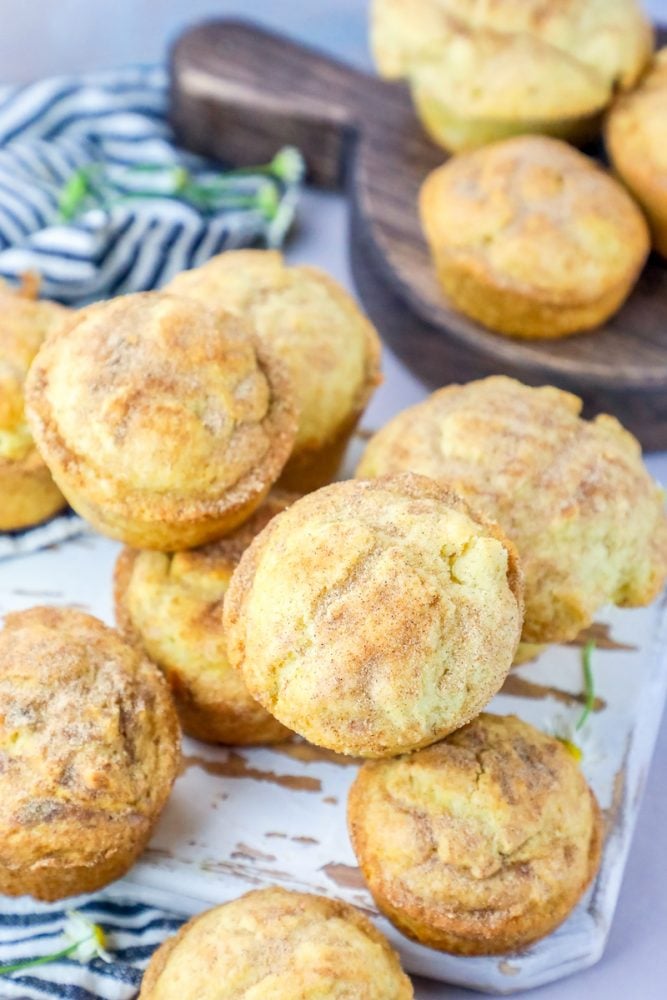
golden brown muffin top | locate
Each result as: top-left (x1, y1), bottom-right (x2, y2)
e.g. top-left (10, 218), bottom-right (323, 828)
top-left (420, 136), bottom-right (649, 306)
top-left (0, 286), bottom-right (69, 463)
top-left (0, 606), bottom-right (180, 867)
top-left (224, 473), bottom-right (523, 757)
top-left (115, 493), bottom-right (297, 744)
top-left (24, 291), bottom-right (297, 525)
top-left (348, 713), bottom-right (601, 953)
top-left (167, 250), bottom-right (381, 453)
top-left (372, 0), bottom-right (652, 93)
top-left (606, 48), bottom-right (667, 182)
top-left (139, 886), bottom-right (413, 1000)
top-left (357, 377), bottom-right (667, 643)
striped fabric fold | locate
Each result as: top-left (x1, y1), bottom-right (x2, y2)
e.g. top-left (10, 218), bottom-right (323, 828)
top-left (0, 897), bottom-right (186, 999)
top-left (0, 65), bottom-right (302, 305)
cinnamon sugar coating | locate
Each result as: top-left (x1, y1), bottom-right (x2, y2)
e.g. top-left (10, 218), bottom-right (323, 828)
top-left (357, 377), bottom-right (667, 643)
top-left (372, 0), bottom-right (652, 150)
top-left (224, 474), bottom-right (523, 757)
top-left (24, 291), bottom-right (298, 549)
top-left (139, 886), bottom-right (413, 1000)
top-left (114, 493), bottom-right (295, 745)
top-left (0, 284), bottom-right (69, 530)
top-left (348, 714), bottom-right (602, 955)
top-left (167, 250), bottom-right (382, 491)
top-left (0, 607), bottom-right (180, 901)
top-left (419, 136), bottom-right (649, 338)
top-left (606, 48), bottom-right (667, 258)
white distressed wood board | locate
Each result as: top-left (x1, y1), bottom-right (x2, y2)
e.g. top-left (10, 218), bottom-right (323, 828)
top-left (1, 460), bottom-right (665, 994)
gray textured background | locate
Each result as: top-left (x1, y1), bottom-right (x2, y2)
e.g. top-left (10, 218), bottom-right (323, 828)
top-left (0, 0), bottom-right (663, 81)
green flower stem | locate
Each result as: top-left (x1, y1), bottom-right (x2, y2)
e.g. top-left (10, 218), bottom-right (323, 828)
top-left (0, 940), bottom-right (82, 976)
top-left (576, 640), bottom-right (596, 731)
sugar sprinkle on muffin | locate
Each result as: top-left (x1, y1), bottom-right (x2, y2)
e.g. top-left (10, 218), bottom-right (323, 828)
top-left (419, 136), bottom-right (649, 338)
top-left (224, 473), bottom-right (523, 757)
top-left (139, 886), bottom-right (413, 1000)
top-left (348, 713), bottom-right (603, 955)
top-left (0, 606), bottom-right (180, 901)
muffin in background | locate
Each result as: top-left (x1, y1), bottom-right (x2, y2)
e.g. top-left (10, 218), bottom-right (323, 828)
top-left (115, 493), bottom-right (295, 745)
top-left (139, 886), bottom-right (413, 999)
top-left (25, 291), bottom-right (298, 550)
top-left (348, 714), bottom-right (602, 955)
top-left (0, 607), bottom-right (180, 901)
top-left (419, 136), bottom-right (649, 339)
top-left (224, 474), bottom-right (523, 758)
top-left (371, 0), bottom-right (653, 151)
top-left (357, 377), bottom-right (667, 645)
top-left (606, 48), bottom-right (667, 258)
top-left (0, 280), bottom-right (69, 531)
top-left (167, 250), bottom-right (382, 492)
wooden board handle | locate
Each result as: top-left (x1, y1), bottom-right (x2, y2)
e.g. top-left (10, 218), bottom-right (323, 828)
top-left (169, 19), bottom-right (372, 188)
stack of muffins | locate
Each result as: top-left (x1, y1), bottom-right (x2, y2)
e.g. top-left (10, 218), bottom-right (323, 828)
top-left (1, 234), bottom-right (666, 994)
top-left (372, 0), bottom-right (667, 340)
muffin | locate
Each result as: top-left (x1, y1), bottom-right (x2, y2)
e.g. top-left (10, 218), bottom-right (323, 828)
top-left (224, 474), bottom-right (523, 758)
top-left (372, 0), bottom-right (653, 150)
top-left (419, 136), bottom-right (650, 338)
top-left (24, 292), bottom-right (297, 550)
top-left (357, 377), bottom-right (667, 644)
top-left (606, 48), bottom-right (667, 258)
top-left (0, 282), bottom-right (69, 531)
top-left (167, 250), bottom-right (382, 491)
top-left (348, 714), bottom-right (603, 955)
top-left (139, 886), bottom-right (413, 999)
top-left (114, 493), bottom-right (295, 745)
top-left (0, 606), bottom-right (180, 901)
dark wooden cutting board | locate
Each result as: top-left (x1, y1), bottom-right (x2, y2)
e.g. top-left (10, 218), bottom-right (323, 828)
top-left (169, 19), bottom-right (667, 450)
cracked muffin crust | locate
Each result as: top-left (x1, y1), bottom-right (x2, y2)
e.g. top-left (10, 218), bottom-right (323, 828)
top-left (0, 607), bottom-right (180, 901)
top-left (24, 291), bottom-right (298, 550)
top-left (606, 48), bottom-right (667, 259)
top-left (167, 250), bottom-right (382, 491)
top-left (114, 493), bottom-right (295, 745)
top-left (348, 714), bottom-right (603, 955)
top-left (223, 473), bottom-right (523, 758)
top-left (371, 0), bottom-right (652, 150)
top-left (357, 377), bottom-right (667, 644)
top-left (139, 886), bottom-right (413, 1000)
top-left (419, 136), bottom-right (649, 338)
top-left (0, 283), bottom-right (69, 531)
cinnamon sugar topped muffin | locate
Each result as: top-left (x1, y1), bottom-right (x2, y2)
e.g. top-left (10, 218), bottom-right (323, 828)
top-left (372, 0), bottom-right (653, 150)
top-left (0, 606), bottom-right (180, 901)
top-left (0, 281), bottom-right (69, 530)
top-left (115, 492), bottom-right (296, 745)
top-left (348, 714), bottom-right (602, 955)
top-left (224, 473), bottom-right (523, 757)
top-left (419, 136), bottom-right (649, 338)
top-left (606, 48), bottom-right (667, 258)
top-left (167, 250), bottom-right (382, 491)
top-left (139, 886), bottom-right (413, 1000)
top-left (24, 291), bottom-right (298, 549)
top-left (357, 377), bottom-right (667, 644)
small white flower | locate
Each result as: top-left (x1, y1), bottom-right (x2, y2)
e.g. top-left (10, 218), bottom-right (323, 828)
top-left (63, 911), bottom-right (112, 964)
top-left (544, 712), bottom-right (604, 766)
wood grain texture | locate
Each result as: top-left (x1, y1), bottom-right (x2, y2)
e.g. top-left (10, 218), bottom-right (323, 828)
top-left (169, 20), bottom-right (667, 448)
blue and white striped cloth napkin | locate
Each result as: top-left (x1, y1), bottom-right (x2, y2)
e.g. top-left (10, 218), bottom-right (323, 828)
top-left (0, 896), bottom-right (185, 999)
top-left (0, 65), bottom-right (302, 305)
